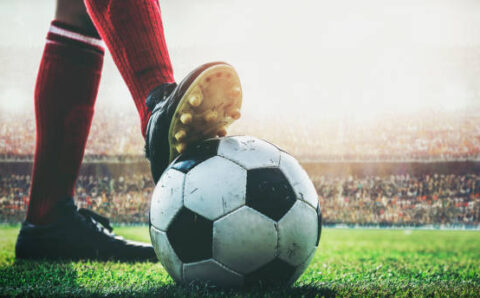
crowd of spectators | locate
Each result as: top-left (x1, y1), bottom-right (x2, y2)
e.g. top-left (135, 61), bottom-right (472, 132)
top-left (0, 173), bottom-right (154, 223)
top-left (2, 107), bottom-right (480, 225)
top-left (2, 109), bottom-right (480, 162)
top-left (235, 111), bottom-right (480, 162)
top-left (0, 110), bottom-right (145, 160)
top-left (315, 174), bottom-right (480, 226)
top-left (1, 172), bottom-right (479, 226)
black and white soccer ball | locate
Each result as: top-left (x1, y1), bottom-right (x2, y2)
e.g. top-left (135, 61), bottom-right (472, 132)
top-left (149, 136), bottom-right (321, 287)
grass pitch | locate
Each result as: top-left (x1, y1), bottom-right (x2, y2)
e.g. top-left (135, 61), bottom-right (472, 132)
top-left (0, 225), bottom-right (479, 297)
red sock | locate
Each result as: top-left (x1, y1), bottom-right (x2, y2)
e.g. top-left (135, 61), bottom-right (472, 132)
top-left (26, 21), bottom-right (104, 225)
top-left (85, 0), bottom-right (175, 137)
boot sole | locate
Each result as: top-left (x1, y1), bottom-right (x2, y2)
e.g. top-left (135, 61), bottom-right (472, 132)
top-left (168, 64), bottom-right (242, 161)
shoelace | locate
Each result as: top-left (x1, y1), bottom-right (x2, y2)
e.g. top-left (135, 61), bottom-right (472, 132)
top-left (78, 208), bottom-right (113, 233)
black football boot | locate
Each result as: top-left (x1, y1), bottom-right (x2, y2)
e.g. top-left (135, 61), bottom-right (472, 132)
top-left (15, 197), bottom-right (156, 262)
top-left (145, 62), bottom-right (242, 183)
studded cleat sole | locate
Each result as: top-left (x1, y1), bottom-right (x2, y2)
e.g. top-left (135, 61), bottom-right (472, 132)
top-left (168, 64), bottom-right (242, 161)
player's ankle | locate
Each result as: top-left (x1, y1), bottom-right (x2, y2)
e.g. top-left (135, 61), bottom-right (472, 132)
top-left (141, 83), bottom-right (177, 138)
top-left (25, 197), bottom-right (73, 226)
top-left (25, 211), bottom-right (56, 226)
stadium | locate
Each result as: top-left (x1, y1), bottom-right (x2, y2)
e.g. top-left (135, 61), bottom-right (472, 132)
top-left (1, 0), bottom-right (480, 296)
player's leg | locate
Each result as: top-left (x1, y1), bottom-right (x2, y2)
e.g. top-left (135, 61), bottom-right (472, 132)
top-left (25, 0), bottom-right (103, 227)
top-left (84, 0), bottom-right (242, 182)
top-left (15, 0), bottom-right (155, 262)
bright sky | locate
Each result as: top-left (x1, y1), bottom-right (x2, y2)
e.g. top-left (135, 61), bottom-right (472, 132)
top-left (1, 0), bottom-right (480, 121)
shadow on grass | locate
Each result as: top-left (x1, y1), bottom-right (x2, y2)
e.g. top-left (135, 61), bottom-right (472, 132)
top-left (0, 260), bottom-right (336, 297)
top-left (0, 260), bottom-right (80, 297)
top-left (139, 282), bottom-right (337, 298)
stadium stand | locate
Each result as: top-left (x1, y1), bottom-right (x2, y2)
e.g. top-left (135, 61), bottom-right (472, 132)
top-left (1, 172), bottom-right (479, 225)
top-left (1, 108), bottom-right (479, 225)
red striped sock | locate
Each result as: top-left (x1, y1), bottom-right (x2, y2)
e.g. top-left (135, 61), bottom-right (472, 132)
top-left (85, 0), bottom-right (175, 137)
top-left (26, 21), bottom-right (104, 225)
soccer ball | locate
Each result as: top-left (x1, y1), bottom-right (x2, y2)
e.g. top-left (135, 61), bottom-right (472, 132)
top-left (149, 136), bottom-right (321, 287)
